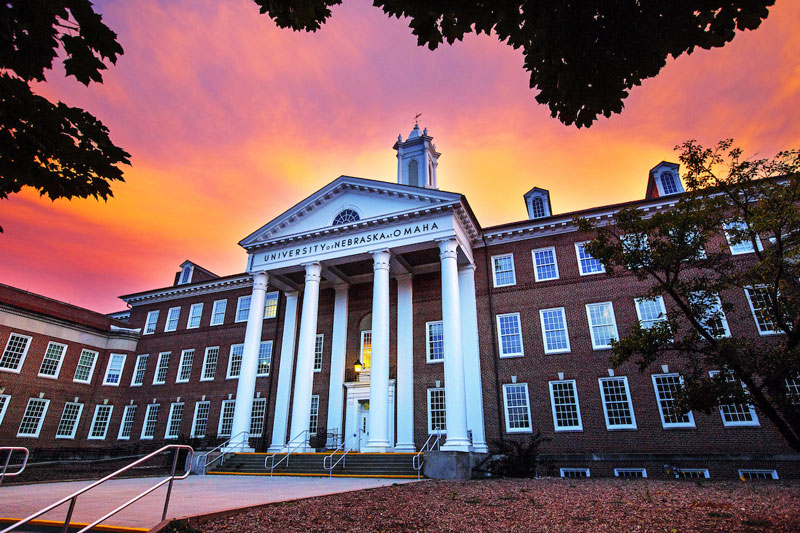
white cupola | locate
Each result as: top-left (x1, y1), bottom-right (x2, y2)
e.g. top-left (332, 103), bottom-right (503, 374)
top-left (393, 123), bottom-right (440, 189)
top-left (523, 187), bottom-right (552, 220)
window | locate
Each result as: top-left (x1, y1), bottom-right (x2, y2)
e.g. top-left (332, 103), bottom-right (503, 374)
top-left (621, 233), bottom-right (649, 270)
top-left (165, 307), bottom-right (181, 332)
top-left (586, 302), bottom-right (618, 350)
top-left (188, 303), bottom-right (203, 329)
top-left (201, 347), bottom-right (219, 381)
top-left (73, 349), bottom-right (99, 383)
top-left (153, 352), bottom-right (170, 385)
top-left (1, 333), bottom-right (32, 372)
top-left (165, 402), bottom-right (184, 439)
top-left (634, 296), bottom-right (668, 329)
top-left (549, 380), bottom-right (583, 431)
top-left (491, 254), bottom-right (516, 287)
top-left (88, 405), bottom-right (113, 440)
top-left (118, 405), bottom-right (137, 440)
top-left (360, 330), bottom-right (372, 369)
top-left (235, 296), bottom-right (251, 322)
top-left (693, 293), bottom-right (730, 338)
top-left (55, 402), bottom-right (83, 439)
top-left (660, 172), bottom-right (679, 195)
top-left (675, 469), bottom-right (709, 479)
top-left (38, 341), bottom-right (67, 378)
top-left (539, 308), bottom-right (570, 354)
top-left (575, 242), bottom-right (605, 275)
top-left (176, 349), bottom-right (194, 383)
top-left (227, 344), bottom-right (244, 378)
top-left (724, 220), bottom-right (762, 255)
top-left (560, 468), bottom-right (590, 478)
top-left (309, 395), bottom-right (320, 435)
top-left (0, 395), bottom-right (9, 426)
top-left (257, 341), bottom-right (272, 377)
top-left (264, 292), bottom-right (279, 319)
top-left (210, 299), bottom-right (227, 326)
top-left (530, 196), bottom-right (546, 219)
top-left (218, 400), bottom-right (235, 437)
top-left (332, 209), bottom-right (360, 225)
top-left (178, 265), bottom-right (193, 285)
top-left (652, 374), bottom-right (695, 428)
top-left (17, 398), bottom-right (49, 437)
top-left (314, 334), bottom-right (324, 372)
top-left (615, 468), bottom-right (647, 478)
top-left (144, 310), bottom-right (159, 335)
top-left (739, 469), bottom-right (778, 480)
top-left (496, 313), bottom-right (524, 357)
top-left (745, 286), bottom-right (781, 335)
top-left (191, 401), bottom-right (210, 438)
top-left (427, 388), bottom-right (446, 434)
top-left (502, 383), bottom-right (532, 433)
top-left (103, 353), bottom-right (127, 386)
top-left (250, 398), bottom-right (267, 437)
top-left (141, 404), bottom-right (160, 439)
top-left (532, 247), bottom-right (559, 281)
top-left (787, 377), bottom-right (800, 405)
top-left (709, 370), bottom-right (759, 427)
top-left (131, 354), bottom-right (148, 386)
top-left (426, 321), bottom-right (444, 363)
top-left (599, 377), bottom-right (637, 429)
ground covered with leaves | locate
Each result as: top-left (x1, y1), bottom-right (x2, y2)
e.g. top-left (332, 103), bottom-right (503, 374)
top-left (197, 477), bottom-right (800, 532)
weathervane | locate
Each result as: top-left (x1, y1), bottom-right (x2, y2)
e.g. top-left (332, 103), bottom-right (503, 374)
top-left (414, 113), bottom-right (422, 125)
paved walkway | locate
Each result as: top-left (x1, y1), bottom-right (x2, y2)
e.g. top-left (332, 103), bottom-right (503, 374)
top-left (0, 475), bottom-right (416, 530)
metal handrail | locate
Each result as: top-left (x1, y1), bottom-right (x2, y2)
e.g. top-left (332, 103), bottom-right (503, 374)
top-left (1, 444), bottom-right (193, 533)
top-left (264, 430), bottom-right (309, 475)
top-left (413, 428), bottom-right (442, 479)
top-left (323, 431), bottom-right (360, 477)
top-left (203, 431), bottom-right (249, 471)
top-left (0, 447), bottom-right (29, 485)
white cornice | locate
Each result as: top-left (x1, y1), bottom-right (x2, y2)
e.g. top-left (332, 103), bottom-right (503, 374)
top-left (120, 275), bottom-right (252, 306)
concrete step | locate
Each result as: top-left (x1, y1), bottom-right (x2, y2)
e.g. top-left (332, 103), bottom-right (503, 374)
top-left (208, 452), bottom-right (421, 478)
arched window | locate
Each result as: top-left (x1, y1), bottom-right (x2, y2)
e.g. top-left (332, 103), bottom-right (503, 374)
top-left (531, 197), bottom-right (546, 219)
top-left (660, 172), bottom-right (679, 195)
top-left (408, 159), bottom-right (418, 184)
top-left (332, 209), bottom-right (360, 226)
top-left (359, 313), bottom-right (372, 370)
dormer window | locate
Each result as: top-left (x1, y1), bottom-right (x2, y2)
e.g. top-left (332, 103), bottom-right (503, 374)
top-left (531, 197), bottom-right (546, 219)
top-left (178, 265), bottom-right (193, 285)
top-left (660, 172), bottom-right (679, 195)
top-left (332, 209), bottom-right (360, 226)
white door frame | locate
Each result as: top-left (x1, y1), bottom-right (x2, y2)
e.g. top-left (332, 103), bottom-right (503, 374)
top-left (344, 379), bottom-right (395, 451)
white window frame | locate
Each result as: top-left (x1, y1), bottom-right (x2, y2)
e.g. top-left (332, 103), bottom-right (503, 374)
top-left (560, 468), bottom-right (590, 478)
top-left (491, 253), bottom-right (517, 288)
top-left (141, 403), bottom-right (160, 440)
top-left (153, 352), bottom-right (170, 385)
top-left (235, 296), bottom-right (251, 323)
top-left (360, 330), bottom-right (372, 370)
top-left (1, 332), bottom-right (32, 373)
top-left (651, 373), bottom-right (696, 428)
top-left (502, 383), bottom-right (533, 433)
top-left (426, 321), bottom-right (444, 363)
top-left (496, 313), bottom-right (524, 358)
top-left (709, 370), bottom-right (759, 427)
top-left (634, 296), bottom-right (668, 330)
top-left (257, 341), bottom-right (272, 377)
top-left (549, 379), bottom-right (583, 432)
top-left (164, 307), bottom-right (181, 332)
top-left (693, 293), bottom-right (730, 338)
top-left (187, 303), bottom-right (203, 329)
top-left (598, 376), bottom-right (637, 430)
top-left (88, 404), bottom-right (113, 440)
top-left (264, 291), bottom-right (279, 319)
top-left (250, 397), bottom-right (267, 437)
top-left (539, 307), bottom-right (571, 354)
top-left (73, 349), bottom-right (99, 384)
top-left (201, 346), bottom-right (219, 381)
top-left (178, 264), bottom-right (194, 285)
top-left (575, 241), bottom-right (606, 276)
top-left (17, 398), bottom-right (50, 438)
top-left (165, 402), bottom-right (184, 439)
top-left (103, 353), bottom-right (127, 386)
top-left (118, 404), bottom-right (137, 440)
top-left (531, 246), bottom-right (559, 282)
top-left (55, 402), bottom-right (84, 439)
top-left (309, 395), bottom-right (320, 435)
top-left (738, 469), bottom-right (778, 480)
top-left (144, 310), bottom-right (159, 335)
top-left (614, 468), bottom-right (647, 478)
top-left (675, 468), bottom-right (710, 479)
top-left (130, 354), bottom-right (148, 386)
top-left (744, 286), bottom-right (782, 336)
top-left (586, 302), bottom-right (619, 350)
top-left (427, 387), bottom-right (447, 435)
top-left (210, 299), bottom-right (227, 326)
top-left (226, 344), bottom-right (244, 379)
top-left (314, 334), bottom-right (324, 372)
top-left (218, 399), bottom-right (236, 437)
top-left (190, 401), bottom-right (211, 438)
top-left (0, 394), bottom-right (10, 426)
top-left (723, 220), bottom-right (762, 255)
top-left (38, 341), bottom-right (68, 379)
top-left (176, 349), bottom-right (194, 383)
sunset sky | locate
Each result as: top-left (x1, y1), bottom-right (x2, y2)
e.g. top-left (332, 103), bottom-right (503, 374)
top-left (3, 0), bottom-right (800, 313)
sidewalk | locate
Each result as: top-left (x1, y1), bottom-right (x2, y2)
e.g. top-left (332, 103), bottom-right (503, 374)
top-left (0, 475), bottom-right (415, 530)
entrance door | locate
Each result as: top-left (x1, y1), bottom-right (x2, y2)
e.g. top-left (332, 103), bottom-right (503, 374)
top-left (358, 403), bottom-right (369, 451)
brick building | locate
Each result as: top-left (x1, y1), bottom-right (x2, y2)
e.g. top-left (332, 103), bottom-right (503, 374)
top-left (1, 124), bottom-right (796, 479)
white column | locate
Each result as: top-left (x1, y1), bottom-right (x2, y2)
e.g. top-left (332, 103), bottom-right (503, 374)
top-left (365, 249), bottom-right (391, 451)
top-left (268, 291), bottom-right (299, 452)
top-left (438, 239), bottom-right (471, 452)
top-left (288, 262), bottom-right (322, 449)
top-left (459, 264), bottom-right (488, 453)
top-left (325, 284), bottom-right (349, 447)
top-left (228, 271), bottom-right (268, 451)
top-left (395, 274), bottom-right (415, 451)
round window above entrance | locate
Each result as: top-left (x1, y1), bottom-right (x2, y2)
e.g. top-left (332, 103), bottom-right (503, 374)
top-left (332, 209), bottom-right (360, 226)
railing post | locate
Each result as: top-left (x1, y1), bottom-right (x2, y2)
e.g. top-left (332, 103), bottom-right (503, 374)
top-left (0, 449), bottom-right (11, 485)
top-left (161, 448), bottom-right (181, 522)
top-left (61, 497), bottom-right (77, 533)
